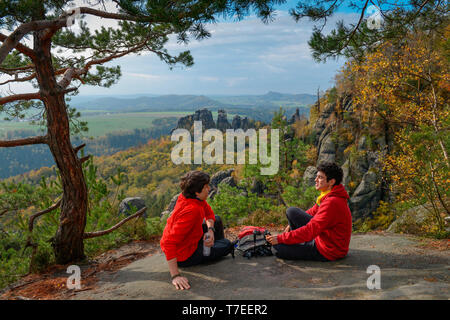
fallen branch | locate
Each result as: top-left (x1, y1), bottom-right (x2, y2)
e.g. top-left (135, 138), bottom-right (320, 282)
top-left (74, 287), bottom-right (93, 293)
top-left (3, 278), bottom-right (42, 293)
top-left (83, 207), bottom-right (147, 239)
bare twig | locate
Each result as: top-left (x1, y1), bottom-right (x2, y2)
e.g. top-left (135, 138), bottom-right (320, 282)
top-left (83, 207), bottom-right (147, 239)
top-left (24, 198), bottom-right (62, 274)
top-left (79, 155), bottom-right (91, 164)
top-left (28, 199), bottom-right (62, 234)
top-left (73, 143), bottom-right (86, 154)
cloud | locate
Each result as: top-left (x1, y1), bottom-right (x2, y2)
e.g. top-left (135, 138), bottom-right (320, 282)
top-left (1, 3), bottom-right (361, 96)
top-left (125, 73), bottom-right (161, 80)
top-left (225, 77), bottom-right (248, 87)
top-left (199, 76), bottom-right (220, 82)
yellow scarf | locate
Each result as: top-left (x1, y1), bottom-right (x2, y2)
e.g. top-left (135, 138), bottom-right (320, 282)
top-left (316, 189), bottom-right (331, 206)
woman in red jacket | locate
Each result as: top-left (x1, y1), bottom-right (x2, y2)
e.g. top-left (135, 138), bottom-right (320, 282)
top-left (160, 171), bottom-right (234, 290)
top-left (266, 162), bottom-right (352, 261)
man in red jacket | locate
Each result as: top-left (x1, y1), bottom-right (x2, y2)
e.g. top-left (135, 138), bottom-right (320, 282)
top-left (160, 171), bottom-right (234, 290)
top-left (266, 162), bottom-right (352, 261)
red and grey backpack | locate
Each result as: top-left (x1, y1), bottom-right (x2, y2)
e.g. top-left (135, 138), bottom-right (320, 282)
top-left (235, 226), bottom-right (273, 259)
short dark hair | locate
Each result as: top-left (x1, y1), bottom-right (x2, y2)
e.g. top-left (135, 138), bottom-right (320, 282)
top-left (317, 162), bottom-right (343, 186)
top-left (180, 171), bottom-right (210, 199)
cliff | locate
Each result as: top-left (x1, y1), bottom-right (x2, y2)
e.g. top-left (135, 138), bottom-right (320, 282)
top-left (301, 94), bottom-right (390, 221)
top-left (173, 108), bottom-right (256, 133)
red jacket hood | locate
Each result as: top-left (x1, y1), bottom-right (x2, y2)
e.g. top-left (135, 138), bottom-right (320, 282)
top-left (325, 184), bottom-right (350, 200)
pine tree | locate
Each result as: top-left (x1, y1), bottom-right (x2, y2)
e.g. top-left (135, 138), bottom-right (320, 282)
top-left (0, 0), bottom-right (283, 264)
top-left (289, 0), bottom-right (448, 62)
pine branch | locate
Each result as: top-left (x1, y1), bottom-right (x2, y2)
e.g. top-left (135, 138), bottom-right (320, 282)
top-left (79, 7), bottom-right (151, 23)
top-left (83, 207), bottom-right (147, 239)
top-left (79, 155), bottom-right (91, 164)
top-left (57, 39), bottom-right (149, 89)
top-left (0, 135), bottom-right (48, 148)
top-left (73, 143), bottom-right (86, 154)
top-left (0, 92), bottom-right (41, 105)
top-left (341, 0), bottom-right (370, 50)
top-left (0, 64), bottom-right (34, 75)
top-left (0, 33), bottom-right (35, 60)
top-left (28, 199), bottom-right (62, 234)
top-left (25, 198), bottom-right (62, 274)
top-left (0, 67), bottom-right (69, 86)
top-left (0, 20), bottom-right (65, 64)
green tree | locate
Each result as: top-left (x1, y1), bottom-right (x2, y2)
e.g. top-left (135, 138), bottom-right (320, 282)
top-left (243, 108), bottom-right (311, 207)
top-left (289, 0), bottom-right (448, 62)
top-left (0, 0), bottom-right (284, 264)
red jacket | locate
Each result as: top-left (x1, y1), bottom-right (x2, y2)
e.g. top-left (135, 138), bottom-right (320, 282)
top-left (277, 184), bottom-right (352, 260)
top-left (160, 193), bottom-right (215, 262)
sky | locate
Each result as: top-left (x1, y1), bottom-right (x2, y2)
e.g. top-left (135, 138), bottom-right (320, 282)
top-left (1, 0), bottom-right (365, 97)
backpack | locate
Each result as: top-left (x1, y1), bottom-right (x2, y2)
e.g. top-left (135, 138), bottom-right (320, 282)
top-left (235, 226), bottom-right (273, 259)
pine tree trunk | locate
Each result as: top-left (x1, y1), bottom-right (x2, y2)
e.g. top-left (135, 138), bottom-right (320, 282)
top-left (33, 31), bottom-right (88, 264)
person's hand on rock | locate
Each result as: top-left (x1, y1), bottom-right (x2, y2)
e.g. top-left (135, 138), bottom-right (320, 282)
top-left (172, 275), bottom-right (190, 290)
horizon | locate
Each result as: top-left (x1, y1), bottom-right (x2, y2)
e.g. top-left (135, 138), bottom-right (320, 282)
top-left (71, 90), bottom-right (318, 98)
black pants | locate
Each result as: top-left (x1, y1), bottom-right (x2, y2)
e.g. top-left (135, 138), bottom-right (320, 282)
top-left (273, 207), bottom-right (329, 262)
top-left (178, 215), bottom-right (233, 267)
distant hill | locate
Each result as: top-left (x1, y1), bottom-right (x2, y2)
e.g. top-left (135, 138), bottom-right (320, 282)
top-left (72, 92), bottom-right (316, 113)
top-left (210, 91), bottom-right (316, 107)
top-left (73, 95), bottom-right (227, 112)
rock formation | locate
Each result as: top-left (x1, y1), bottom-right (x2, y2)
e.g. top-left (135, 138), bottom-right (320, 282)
top-left (193, 108), bottom-right (216, 130)
top-left (304, 94), bottom-right (389, 221)
top-left (216, 109), bottom-right (231, 132)
top-left (119, 197), bottom-right (148, 218)
top-left (173, 108), bottom-right (254, 133)
top-left (288, 108), bottom-right (301, 124)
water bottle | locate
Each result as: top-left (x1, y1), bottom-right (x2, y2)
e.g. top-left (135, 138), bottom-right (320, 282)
top-left (203, 234), bottom-right (211, 256)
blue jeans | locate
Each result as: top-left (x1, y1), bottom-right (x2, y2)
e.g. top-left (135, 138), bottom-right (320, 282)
top-left (273, 207), bottom-right (329, 262)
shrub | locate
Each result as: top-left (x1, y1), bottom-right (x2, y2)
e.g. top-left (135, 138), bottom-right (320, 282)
top-left (282, 184), bottom-right (318, 210)
top-left (209, 185), bottom-right (279, 226)
top-left (242, 207), bottom-right (287, 226)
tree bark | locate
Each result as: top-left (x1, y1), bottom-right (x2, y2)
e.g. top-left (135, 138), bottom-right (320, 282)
top-left (33, 30), bottom-right (88, 264)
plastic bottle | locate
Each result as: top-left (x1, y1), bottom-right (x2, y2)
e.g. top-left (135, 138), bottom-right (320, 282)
top-left (203, 234), bottom-right (211, 256)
